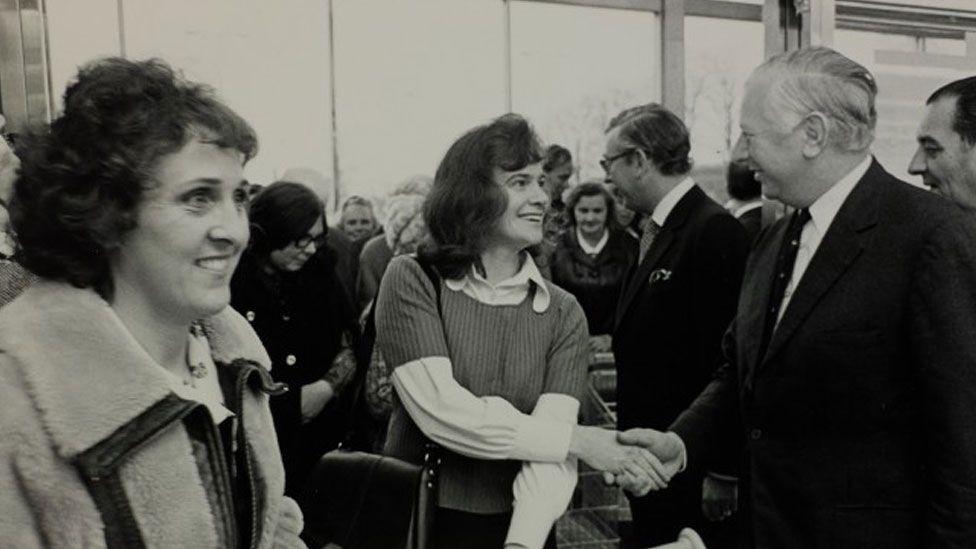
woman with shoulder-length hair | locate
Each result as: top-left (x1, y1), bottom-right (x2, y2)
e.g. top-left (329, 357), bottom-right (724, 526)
top-left (375, 114), bottom-right (667, 549)
top-left (231, 180), bottom-right (362, 497)
top-left (551, 181), bottom-right (637, 338)
top-left (0, 58), bottom-right (304, 547)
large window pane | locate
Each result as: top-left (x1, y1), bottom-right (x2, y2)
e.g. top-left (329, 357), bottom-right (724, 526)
top-left (834, 29), bottom-right (974, 187)
top-left (684, 15), bottom-right (763, 201)
top-left (123, 0), bottom-right (334, 198)
top-left (510, 1), bottom-right (659, 183)
top-left (332, 0), bottom-right (506, 202)
top-left (45, 0), bottom-right (120, 112)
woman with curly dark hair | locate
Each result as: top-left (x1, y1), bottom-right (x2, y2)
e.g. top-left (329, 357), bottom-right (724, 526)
top-left (0, 58), bottom-right (305, 547)
top-left (230, 181), bottom-right (363, 497)
top-left (375, 114), bottom-right (669, 549)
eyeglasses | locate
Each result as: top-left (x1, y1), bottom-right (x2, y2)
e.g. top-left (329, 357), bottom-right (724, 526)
top-left (294, 229), bottom-right (328, 250)
top-left (600, 149), bottom-right (637, 173)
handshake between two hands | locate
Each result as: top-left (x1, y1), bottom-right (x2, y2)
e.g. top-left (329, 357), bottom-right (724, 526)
top-left (572, 426), bottom-right (686, 497)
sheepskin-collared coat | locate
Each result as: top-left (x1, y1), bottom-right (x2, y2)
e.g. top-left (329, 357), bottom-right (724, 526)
top-left (0, 280), bottom-right (306, 548)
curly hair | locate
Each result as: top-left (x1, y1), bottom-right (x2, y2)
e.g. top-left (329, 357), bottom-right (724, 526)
top-left (419, 113), bottom-right (543, 279)
top-left (565, 180), bottom-right (615, 229)
top-left (11, 57), bottom-right (257, 299)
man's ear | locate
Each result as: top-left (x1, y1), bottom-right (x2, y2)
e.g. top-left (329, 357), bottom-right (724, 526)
top-left (801, 112), bottom-right (829, 158)
top-left (632, 148), bottom-right (650, 173)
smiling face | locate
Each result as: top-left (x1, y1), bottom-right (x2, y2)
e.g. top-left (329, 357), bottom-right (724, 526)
top-left (341, 204), bottom-right (376, 242)
top-left (270, 216), bottom-right (325, 272)
top-left (732, 76), bottom-right (808, 206)
top-left (490, 161), bottom-right (549, 251)
top-left (111, 137), bottom-right (249, 323)
top-left (908, 95), bottom-right (976, 211)
top-left (574, 194), bottom-right (609, 239)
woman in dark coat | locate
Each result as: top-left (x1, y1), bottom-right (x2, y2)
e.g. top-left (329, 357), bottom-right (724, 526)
top-left (550, 181), bottom-right (637, 336)
top-left (231, 181), bottom-right (362, 496)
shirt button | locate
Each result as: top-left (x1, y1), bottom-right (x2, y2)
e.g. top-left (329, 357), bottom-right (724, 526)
top-left (245, 311), bottom-right (255, 322)
top-left (286, 354), bottom-right (297, 366)
top-left (282, 315), bottom-right (290, 322)
top-left (750, 428), bottom-right (762, 440)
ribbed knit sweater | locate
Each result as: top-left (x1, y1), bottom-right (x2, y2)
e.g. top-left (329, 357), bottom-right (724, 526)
top-left (376, 255), bottom-right (589, 513)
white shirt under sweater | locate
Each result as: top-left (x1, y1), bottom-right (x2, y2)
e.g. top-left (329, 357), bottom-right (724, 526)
top-left (389, 253), bottom-right (581, 549)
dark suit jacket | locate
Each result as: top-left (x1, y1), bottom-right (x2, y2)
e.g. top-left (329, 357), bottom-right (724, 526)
top-left (737, 205), bottom-right (763, 243)
top-left (613, 184), bottom-right (749, 433)
top-left (672, 160), bottom-right (976, 548)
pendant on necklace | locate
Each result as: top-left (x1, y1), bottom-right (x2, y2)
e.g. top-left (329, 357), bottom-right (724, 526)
top-left (188, 361), bottom-right (208, 379)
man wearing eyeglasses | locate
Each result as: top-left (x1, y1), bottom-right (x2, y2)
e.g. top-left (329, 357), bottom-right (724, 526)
top-left (620, 47), bottom-right (976, 549)
top-left (603, 103), bottom-right (749, 548)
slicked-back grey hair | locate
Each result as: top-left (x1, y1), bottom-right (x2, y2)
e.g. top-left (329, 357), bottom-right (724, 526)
top-left (753, 46), bottom-right (877, 152)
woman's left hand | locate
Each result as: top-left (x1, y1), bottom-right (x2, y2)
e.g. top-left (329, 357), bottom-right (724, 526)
top-left (300, 380), bottom-right (335, 423)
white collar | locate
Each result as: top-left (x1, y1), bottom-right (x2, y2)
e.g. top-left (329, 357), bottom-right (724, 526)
top-left (445, 251), bottom-right (551, 312)
top-left (733, 200), bottom-right (763, 218)
top-left (155, 327), bottom-right (233, 424)
top-left (651, 176), bottom-right (696, 227)
top-left (807, 155), bottom-right (872, 238)
top-left (576, 226), bottom-right (609, 255)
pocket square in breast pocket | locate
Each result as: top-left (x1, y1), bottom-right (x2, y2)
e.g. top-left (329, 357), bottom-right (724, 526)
top-left (648, 268), bottom-right (672, 284)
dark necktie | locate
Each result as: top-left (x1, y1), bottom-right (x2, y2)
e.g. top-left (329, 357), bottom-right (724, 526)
top-left (758, 208), bottom-right (810, 359)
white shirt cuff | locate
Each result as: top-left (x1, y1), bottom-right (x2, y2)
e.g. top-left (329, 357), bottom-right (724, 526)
top-left (668, 431), bottom-right (688, 472)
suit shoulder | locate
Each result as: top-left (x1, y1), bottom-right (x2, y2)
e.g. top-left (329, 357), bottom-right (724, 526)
top-left (696, 207), bottom-right (750, 249)
top-left (873, 174), bottom-right (974, 240)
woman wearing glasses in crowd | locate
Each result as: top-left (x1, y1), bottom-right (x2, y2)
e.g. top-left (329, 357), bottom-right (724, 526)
top-left (0, 58), bottom-right (304, 547)
top-left (375, 114), bottom-right (669, 549)
top-left (230, 181), bottom-right (362, 497)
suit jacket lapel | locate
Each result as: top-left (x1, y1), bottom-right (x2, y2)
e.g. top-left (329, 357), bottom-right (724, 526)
top-left (740, 219), bottom-right (788, 390)
top-left (759, 163), bottom-right (882, 369)
top-left (613, 186), bottom-right (704, 329)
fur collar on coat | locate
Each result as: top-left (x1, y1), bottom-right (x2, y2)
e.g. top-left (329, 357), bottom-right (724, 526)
top-left (0, 280), bottom-right (299, 548)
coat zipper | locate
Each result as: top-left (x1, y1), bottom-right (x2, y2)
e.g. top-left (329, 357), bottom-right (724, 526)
top-left (233, 366), bottom-right (262, 549)
top-left (193, 407), bottom-right (240, 548)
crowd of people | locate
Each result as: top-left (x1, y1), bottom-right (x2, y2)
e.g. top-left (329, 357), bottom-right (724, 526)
top-left (2, 44), bottom-right (976, 549)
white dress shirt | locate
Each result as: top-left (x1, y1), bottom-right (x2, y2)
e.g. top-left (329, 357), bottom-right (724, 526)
top-left (651, 176), bottom-right (697, 227)
top-left (733, 200), bottom-right (763, 219)
top-left (778, 154), bottom-right (872, 323)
